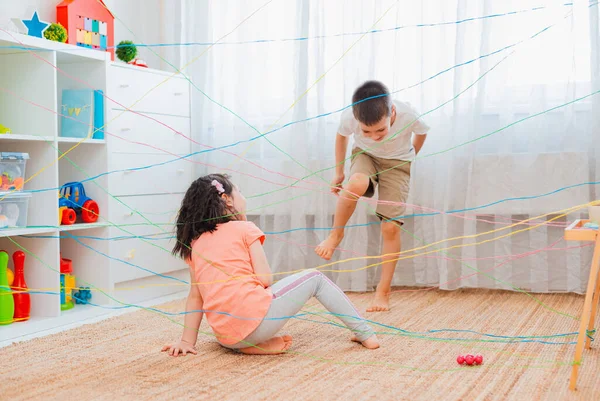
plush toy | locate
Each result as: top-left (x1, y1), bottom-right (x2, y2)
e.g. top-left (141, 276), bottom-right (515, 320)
top-left (44, 22), bottom-right (68, 43)
top-left (116, 40), bottom-right (137, 63)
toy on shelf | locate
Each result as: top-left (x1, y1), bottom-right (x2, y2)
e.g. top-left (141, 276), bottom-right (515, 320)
top-left (73, 287), bottom-right (91, 304)
top-left (116, 40), bottom-right (137, 63)
top-left (0, 192), bottom-right (31, 229)
top-left (7, 267), bottom-right (14, 286)
top-left (57, 0), bottom-right (115, 60)
top-left (58, 181), bottom-right (100, 225)
top-left (0, 251), bottom-right (15, 325)
top-left (0, 124), bottom-right (11, 134)
top-left (43, 22), bottom-right (68, 43)
top-left (11, 251), bottom-right (30, 322)
top-left (22, 11), bottom-right (50, 38)
top-left (0, 152), bottom-right (29, 192)
top-left (60, 255), bottom-right (75, 311)
top-left (129, 59), bottom-right (148, 68)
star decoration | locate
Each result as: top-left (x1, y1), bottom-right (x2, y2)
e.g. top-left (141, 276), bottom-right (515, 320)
top-left (22, 11), bottom-right (49, 38)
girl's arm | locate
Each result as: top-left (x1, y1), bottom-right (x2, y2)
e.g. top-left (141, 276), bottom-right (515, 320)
top-left (249, 241), bottom-right (273, 287)
top-left (161, 269), bottom-right (204, 356)
top-left (180, 280), bottom-right (204, 345)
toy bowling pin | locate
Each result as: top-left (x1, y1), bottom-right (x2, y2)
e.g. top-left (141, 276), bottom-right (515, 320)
top-left (0, 251), bottom-right (14, 325)
top-left (12, 250), bottom-right (30, 322)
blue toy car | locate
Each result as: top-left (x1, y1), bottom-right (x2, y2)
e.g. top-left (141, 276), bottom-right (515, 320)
top-left (58, 182), bottom-right (99, 225)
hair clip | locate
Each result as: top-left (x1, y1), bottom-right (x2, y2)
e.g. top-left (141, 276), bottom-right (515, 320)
top-left (211, 179), bottom-right (225, 194)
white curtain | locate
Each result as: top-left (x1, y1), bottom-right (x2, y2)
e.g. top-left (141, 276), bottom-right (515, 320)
top-left (166, 0), bottom-right (599, 294)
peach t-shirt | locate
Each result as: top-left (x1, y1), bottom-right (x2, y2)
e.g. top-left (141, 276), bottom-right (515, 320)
top-left (189, 220), bottom-right (273, 345)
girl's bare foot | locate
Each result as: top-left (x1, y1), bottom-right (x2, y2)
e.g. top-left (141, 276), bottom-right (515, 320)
top-left (315, 233), bottom-right (344, 260)
top-left (351, 335), bottom-right (380, 349)
top-left (239, 335), bottom-right (293, 355)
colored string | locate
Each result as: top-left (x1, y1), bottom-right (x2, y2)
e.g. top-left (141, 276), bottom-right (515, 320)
top-left (227, 3), bottom-right (585, 172)
top-left (19, 209), bottom-right (571, 241)
top-left (3, 66), bottom-right (596, 238)
top-left (14, 238), bottom-right (590, 296)
top-left (0, 3), bottom-right (529, 273)
top-left (14, 203), bottom-right (595, 303)
top-left (3, 3), bottom-right (588, 214)
top-left (241, 4), bottom-right (593, 201)
top-left (7, 235), bottom-right (582, 368)
top-left (2, 10), bottom-right (578, 202)
top-left (2, 1), bottom-right (596, 360)
top-left (0, 3), bottom-right (577, 52)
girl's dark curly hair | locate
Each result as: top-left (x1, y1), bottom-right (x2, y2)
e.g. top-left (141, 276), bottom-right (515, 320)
top-left (172, 173), bottom-right (239, 261)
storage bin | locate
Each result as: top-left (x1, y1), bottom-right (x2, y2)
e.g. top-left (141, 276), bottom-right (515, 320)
top-left (0, 192), bottom-right (32, 228)
top-left (0, 152), bottom-right (29, 192)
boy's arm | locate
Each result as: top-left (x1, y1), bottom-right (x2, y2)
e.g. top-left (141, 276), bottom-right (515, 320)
top-left (249, 240), bottom-right (273, 287)
top-left (332, 133), bottom-right (349, 193)
top-left (412, 133), bottom-right (427, 155)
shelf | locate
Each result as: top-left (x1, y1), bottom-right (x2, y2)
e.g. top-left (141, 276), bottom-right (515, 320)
top-left (58, 223), bottom-right (109, 232)
top-left (564, 219), bottom-right (599, 242)
top-left (0, 134), bottom-right (54, 144)
top-left (0, 304), bottom-right (111, 344)
top-left (110, 62), bottom-right (186, 79)
top-left (0, 227), bottom-right (56, 238)
top-left (0, 36), bottom-right (192, 344)
top-left (0, 30), bottom-right (109, 64)
top-left (57, 137), bottom-right (106, 145)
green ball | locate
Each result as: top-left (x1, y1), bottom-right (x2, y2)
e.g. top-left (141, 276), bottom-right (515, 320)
top-left (43, 23), bottom-right (68, 43)
top-left (116, 40), bottom-right (137, 63)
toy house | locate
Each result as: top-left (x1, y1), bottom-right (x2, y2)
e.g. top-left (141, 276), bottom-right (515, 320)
top-left (57, 0), bottom-right (115, 60)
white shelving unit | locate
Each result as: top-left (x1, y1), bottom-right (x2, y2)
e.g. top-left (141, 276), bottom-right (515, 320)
top-left (0, 31), bottom-right (192, 343)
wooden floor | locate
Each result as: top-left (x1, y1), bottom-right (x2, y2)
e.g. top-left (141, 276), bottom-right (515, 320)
top-left (1, 288), bottom-right (599, 400)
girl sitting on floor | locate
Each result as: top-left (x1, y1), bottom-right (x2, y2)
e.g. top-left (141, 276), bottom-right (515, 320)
top-left (162, 174), bottom-right (379, 356)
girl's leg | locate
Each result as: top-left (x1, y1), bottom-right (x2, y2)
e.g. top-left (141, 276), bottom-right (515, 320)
top-left (235, 269), bottom-right (377, 353)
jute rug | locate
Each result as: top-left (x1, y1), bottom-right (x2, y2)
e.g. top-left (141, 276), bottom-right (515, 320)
top-left (1, 288), bottom-right (598, 400)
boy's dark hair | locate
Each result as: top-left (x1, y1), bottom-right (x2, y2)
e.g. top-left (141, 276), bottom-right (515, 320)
top-left (172, 173), bottom-right (239, 261)
top-left (351, 80), bottom-right (392, 126)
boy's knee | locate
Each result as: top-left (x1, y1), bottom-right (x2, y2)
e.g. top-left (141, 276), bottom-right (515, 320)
top-left (344, 173), bottom-right (370, 197)
top-left (381, 222), bottom-right (401, 240)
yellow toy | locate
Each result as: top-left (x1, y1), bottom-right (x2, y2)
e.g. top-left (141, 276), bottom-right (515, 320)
top-left (7, 268), bottom-right (14, 286)
top-left (0, 124), bottom-right (10, 134)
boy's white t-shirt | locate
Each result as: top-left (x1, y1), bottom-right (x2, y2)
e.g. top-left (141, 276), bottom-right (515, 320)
top-left (337, 100), bottom-right (430, 160)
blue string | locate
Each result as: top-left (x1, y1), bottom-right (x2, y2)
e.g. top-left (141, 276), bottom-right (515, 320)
top-left (21, 29), bottom-right (549, 196)
top-left (0, 3), bottom-right (575, 53)
top-left (20, 289), bottom-right (592, 345)
top-left (22, 179), bottom-right (598, 238)
top-left (62, 232), bottom-right (188, 284)
top-left (7, 2), bottom-right (597, 204)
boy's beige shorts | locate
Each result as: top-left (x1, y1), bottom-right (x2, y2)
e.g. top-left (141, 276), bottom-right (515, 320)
top-left (349, 147), bottom-right (411, 225)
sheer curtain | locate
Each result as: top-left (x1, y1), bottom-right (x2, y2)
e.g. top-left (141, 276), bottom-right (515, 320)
top-left (168, 0), bottom-right (599, 294)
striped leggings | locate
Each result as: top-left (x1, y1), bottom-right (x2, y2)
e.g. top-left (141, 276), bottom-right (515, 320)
top-left (223, 269), bottom-right (375, 349)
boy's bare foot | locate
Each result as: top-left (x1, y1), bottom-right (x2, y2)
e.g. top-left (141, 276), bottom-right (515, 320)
top-left (351, 335), bottom-right (380, 349)
top-left (366, 291), bottom-right (390, 312)
top-left (315, 233), bottom-right (344, 260)
top-left (239, 335), bottom-right (293, 355)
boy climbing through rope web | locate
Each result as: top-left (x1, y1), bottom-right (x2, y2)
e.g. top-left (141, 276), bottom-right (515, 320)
top-left (315, 81), bottom-right (430, 312)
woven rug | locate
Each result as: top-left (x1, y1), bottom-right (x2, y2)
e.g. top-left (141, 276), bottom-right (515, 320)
top-left (1, 288), bottom-right (598, 400)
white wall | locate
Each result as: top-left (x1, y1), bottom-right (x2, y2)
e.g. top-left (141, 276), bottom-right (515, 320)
top-left (0, 0), bottom-right (174, 71)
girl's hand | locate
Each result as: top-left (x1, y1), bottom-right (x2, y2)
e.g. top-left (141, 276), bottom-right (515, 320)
top-left (161, 340), bottom-right (198, 357)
